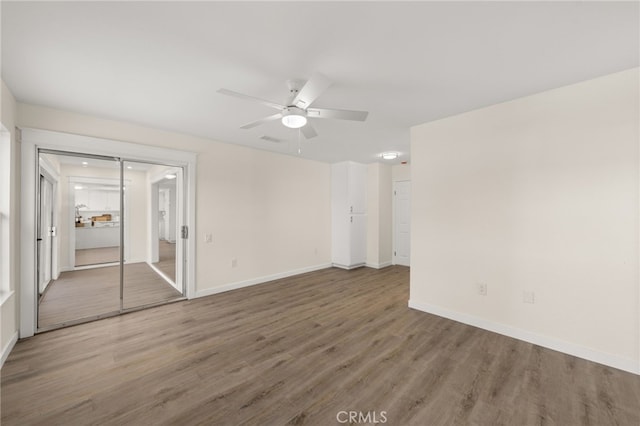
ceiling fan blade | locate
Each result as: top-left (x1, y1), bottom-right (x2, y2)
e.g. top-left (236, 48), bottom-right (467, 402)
top-left (301, 124), bottom-right (318, 139)
top-left (240, 113), bottom-right (283, 129)
top-left (217, 88), bottom-right (285, 110)
top-left (306, 107), bottom-right (368, 121)
top-left (292, 73), bottom-right (332, 109)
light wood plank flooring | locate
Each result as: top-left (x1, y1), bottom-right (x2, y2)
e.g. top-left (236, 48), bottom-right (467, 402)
top-left (3, 266), bottom-right (639, 425)
top-left (153, 239), bottom-right (176, 282)
top-left (75, 246), bottom-right (120, 266)
top-left (38, 262), bottom-right (183, 328)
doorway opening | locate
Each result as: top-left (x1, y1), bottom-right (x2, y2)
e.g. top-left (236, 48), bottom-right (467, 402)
top-left (149, 170), bottom-right (182, 286)
top-left (72, 175), bottom-right (123, 268)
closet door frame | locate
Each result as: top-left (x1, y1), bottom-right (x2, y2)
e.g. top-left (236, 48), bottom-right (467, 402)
top-left (20, 128), bottom-right (197, 338)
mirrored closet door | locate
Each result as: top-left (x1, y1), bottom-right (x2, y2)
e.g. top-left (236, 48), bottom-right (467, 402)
top-left (37, 151), bottom-right (123, 329)
top-left (36, 151), bottom-right (186, 331)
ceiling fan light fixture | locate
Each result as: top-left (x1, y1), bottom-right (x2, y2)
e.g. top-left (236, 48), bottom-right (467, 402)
top-left (381, 152), bottom-right (399, 160)
top-left (282, 115), bottom-right (307, 128)
top-left (281, 107), bottom-right (307, 129)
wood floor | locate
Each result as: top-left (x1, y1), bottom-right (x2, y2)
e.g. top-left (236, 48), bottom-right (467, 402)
top-left (38, 262), bottom-right (183, 328)
top-left (3, 266), bottom-right (639, 425)
top-left (75, 246), bottom-right (120, 266)
top-left (153, 239), bottom-right (176, 282)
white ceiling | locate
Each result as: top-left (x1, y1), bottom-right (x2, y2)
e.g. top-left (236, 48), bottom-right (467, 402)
top-left (41, 153), bottom-right (156, 171)
top-left (2, 2), bottom-right (638, 164)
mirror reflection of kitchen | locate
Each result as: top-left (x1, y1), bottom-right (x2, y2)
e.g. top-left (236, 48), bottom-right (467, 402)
top-left (75, 182), bottom-right (121, 267)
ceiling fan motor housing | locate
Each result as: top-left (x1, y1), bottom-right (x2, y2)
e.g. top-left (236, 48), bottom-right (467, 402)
top-left (281, 106), bottom-right (308, 128)
top-left (286, 79), bottom-right (304, 93)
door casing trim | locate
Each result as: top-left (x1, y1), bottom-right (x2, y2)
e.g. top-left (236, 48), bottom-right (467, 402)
top-left (20, 128), bottom-right (197, 338)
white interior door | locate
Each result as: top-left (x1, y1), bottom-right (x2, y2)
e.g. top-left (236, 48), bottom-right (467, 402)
top-left (158, 188), bottom-right (166, 240)
top-left (38, 174), bottom-right (54, 293)
top-left (393, 181), bottom-right (411, 266)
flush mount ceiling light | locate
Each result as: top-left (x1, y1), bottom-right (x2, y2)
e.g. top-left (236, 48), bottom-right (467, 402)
top-left (81, 161), bottom-right (88, 167)
top-left (74, 185), bottom-right (83, 190)
top-left (381, 152), bottom-right (399, 160)
top-left (281, 107), bottom-right (308, 129)
top-left (165, 173), bottom-right (177, 180)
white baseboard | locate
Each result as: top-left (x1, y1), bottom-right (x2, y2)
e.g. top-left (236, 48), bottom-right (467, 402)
top-left (332, 262), bottom-right (365, 270)
top-left (147, 262), bottom-right (180, 291)
top-left (408, 299), bottom-right (640, 376)
top-left (365, 261), bottom-right (392, 269)
top-left (195, 263), bottom-right (332, 298)
top-left (1, 331), bottom-right (18, 368)
top-left (0, 290), bottom-right (15, 307)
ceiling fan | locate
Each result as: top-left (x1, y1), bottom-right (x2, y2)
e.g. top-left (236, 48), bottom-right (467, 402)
top-left (217, 73), bottom-right (368, 139)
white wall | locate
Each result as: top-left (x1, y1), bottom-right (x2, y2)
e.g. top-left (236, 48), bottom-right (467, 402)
top-left (392, 163), bottom-right (411, 182)
top-left (410, 68), bottom-right (640, 374)
top-left (366, 164), bottom-right (380, 267)
top-left (1, 79), bottom-right (19, 365)
top-left (366, 163), bottom-right (393, 268)
top-left (17, 103), bottom-right (332, 296)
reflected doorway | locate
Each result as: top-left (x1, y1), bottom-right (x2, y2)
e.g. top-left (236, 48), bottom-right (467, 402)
top-left (151, 174), bottom-right (179, 283)
top-left (122, 161), bottom-right (183, 310)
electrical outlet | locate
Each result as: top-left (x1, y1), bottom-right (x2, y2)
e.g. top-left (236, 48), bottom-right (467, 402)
top-left (204, 233), bottom-right (213, 243)
top-left (523, 291), bottom-right (535, 304)
top-left (231, 258), bottom-right (238, 268)
top-left (477, 282), bottom-right (487, 296)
